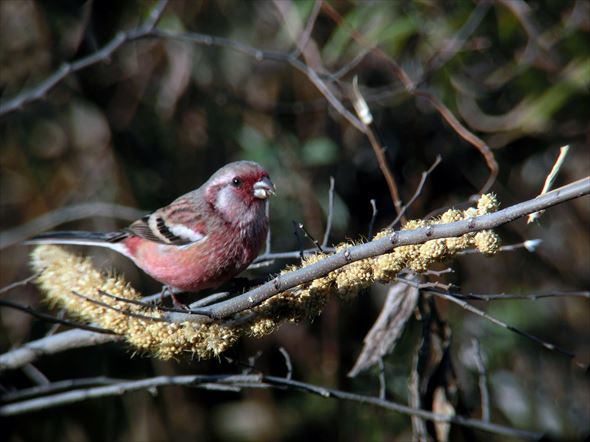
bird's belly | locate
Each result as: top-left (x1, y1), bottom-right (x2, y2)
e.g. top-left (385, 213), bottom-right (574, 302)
top-left (127, 236), bottom-right (256, 292)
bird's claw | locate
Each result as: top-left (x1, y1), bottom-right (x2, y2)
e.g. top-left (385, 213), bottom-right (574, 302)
top-left (158, 285), bottom-right (188, 310)
top-left (171, 293), bottom-right (189, 310)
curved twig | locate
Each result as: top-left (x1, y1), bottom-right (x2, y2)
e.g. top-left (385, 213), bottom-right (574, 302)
top-left (0, 0), bottom-right (169, 117)
top-left (0, 373), bottom-right (541, 439)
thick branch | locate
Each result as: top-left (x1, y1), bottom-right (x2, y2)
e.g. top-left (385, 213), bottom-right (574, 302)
top-left (195, 177), bottom-right (589, 319)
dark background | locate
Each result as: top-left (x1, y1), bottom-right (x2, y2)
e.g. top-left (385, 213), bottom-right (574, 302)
top-left (1, 0), bottom-right (589, 440)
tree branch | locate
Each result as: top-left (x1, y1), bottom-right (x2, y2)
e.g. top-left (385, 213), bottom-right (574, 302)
top-left (0, 300), bottom-right (117, 335)
top-left (319, 2), bottom-right (499, 193)
top-left (0, 330), bottom-right (119, 372)
top-left (0, 0), bottom-right (169, 117)
top-left (194, 177), bottom-right (589, 320)
top-left (0, 373), bottom-right (541, 439)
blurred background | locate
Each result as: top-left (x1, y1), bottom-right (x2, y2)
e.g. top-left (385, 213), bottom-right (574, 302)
top-left (0, 0), bottom-right (589, 440)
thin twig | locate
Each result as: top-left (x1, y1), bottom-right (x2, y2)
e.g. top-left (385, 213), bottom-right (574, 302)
top-left (97, 289), bottom-right (157, 309)
top-left (352, 76), bottom-right (403, 216)
top-left (295, 221), bottom-right (324, 253)
top-left (497, 0), bottom-right (547, 64)
top-left (368, 199), bottom-right (378, 240)
top-left (528, 145), bottom-right (570, 223)
top-left (322, 177), bottom-right (335, 248)
top-left (409, 297), bottom-right (432, 442)
top-left (366, 125), bottom-right (403, 218)
top-left (423, 268), bottom-right (454, 276)
top-left (320, 2), bottom-right (499, 193)
top-left (0, 374), bottom-right (542, 439)
top-left (247, 352), bottom-right (263, 373)
top-left (149, 28), bottom-right (366, 132)
top-left (472, 338), bottom-right (490, 422)
top-left (265, 200), bottom-right (272, 255)
top-left (189, 291), bottom-right (233, 308)
top-left (429, 290), bottom-right (583, 366)
top-left (415, 91), bottom-right (498, 193)
top-left (253, 248), bottom-right (335, 264)
top-left (389, 155), bottom-right (442, 229)
top-left (457, 239), bottom-right (542, 255)
top-left (448, 290), bottom-right (590, 301)
top-left (292, 220), bottom-right (305, 260)
top-left (0, 272), bottom-right (41, 296)
top-left (425, 0), bottom-right (493, 73)
top-left (98, 289), bottom-right (207, 317)
top-left (45, 309), bottom-right (65, 336)
top-left (378, 358), bottom-right (386, 400)
top-left (1, 376), bottom-right (125, 402)
top-left (71, 290), bottom-right (168, 323)
top-left (0, 3), bottom-right (364, 140)
top-left (279, 347), bottom-right (293, 380)
top-left (21, 364), bottom-right (50, 386)
top-left (291, 0), bottom-right (322, 58)
top-left (331, 48), bottom-right (371, 79)
top-left (246, 259), bottom-right (278, 270)
top-left (0, 299), bottom-right (116, 335)
top-left (0, 0), bottom-right (169, 117)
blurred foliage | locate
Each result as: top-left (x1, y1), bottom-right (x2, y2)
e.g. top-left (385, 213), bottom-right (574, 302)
top-left (0, 0), bottom-right (589, 441)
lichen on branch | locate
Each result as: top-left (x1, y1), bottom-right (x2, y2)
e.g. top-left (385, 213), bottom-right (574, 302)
top-left (30, 194), bottom-right (500, 360)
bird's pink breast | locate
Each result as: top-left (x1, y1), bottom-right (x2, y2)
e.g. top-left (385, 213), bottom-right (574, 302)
top-left (122, 225), bottom-right (266, 292)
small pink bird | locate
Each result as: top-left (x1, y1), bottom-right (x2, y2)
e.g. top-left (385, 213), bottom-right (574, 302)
top-left (29, 161), bottom-right (275, 295)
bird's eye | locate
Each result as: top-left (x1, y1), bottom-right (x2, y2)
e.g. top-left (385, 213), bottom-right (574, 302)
top-left (232, 177), bottom-right (242, 187)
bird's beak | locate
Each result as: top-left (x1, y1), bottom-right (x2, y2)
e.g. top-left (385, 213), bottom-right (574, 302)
top-left (253, 177), bottom-right (276, 200)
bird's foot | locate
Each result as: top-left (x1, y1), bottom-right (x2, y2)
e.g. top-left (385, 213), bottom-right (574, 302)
top-left (159, 285), bottom-right (188, 310)
top-left (171, 292), bottom-right (189, 310)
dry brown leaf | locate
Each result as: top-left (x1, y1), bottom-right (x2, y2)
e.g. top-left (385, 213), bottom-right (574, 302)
top-left (348, 279), bottom-right (419, 377)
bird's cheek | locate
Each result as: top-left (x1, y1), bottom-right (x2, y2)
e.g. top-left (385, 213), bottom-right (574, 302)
top-left (215, 187), bottom-right (244, 218)
top-left (215, 187), bottom-right (233, 211)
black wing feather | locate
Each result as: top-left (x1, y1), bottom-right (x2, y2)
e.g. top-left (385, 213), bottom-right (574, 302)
top-left (125, 214), bottom-right (193, 246)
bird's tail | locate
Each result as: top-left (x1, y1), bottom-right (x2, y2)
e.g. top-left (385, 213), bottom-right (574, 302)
top-left (26, 231), bottom-right (129, 253)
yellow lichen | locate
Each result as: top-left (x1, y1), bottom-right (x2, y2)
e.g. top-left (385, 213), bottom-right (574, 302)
top-left (440, 209), bottom-right (463, 223)
top-left (473, 230), bottom-right (501, 255)
top-left (477, 193), bottom-right (499, 214)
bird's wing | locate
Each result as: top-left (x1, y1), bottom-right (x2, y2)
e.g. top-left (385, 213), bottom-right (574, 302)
top-left (125, 197), bottom-right (208, 246)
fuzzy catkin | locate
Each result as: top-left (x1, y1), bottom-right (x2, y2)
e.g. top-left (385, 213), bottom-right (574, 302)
top-left (31, 194), bottom-right (501, 359)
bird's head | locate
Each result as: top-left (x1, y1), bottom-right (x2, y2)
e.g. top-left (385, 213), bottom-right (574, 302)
top-left (205, 161), bottom-right (275, 224)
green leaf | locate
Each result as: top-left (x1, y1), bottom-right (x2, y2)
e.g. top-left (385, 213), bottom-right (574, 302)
top-left (301, 137), bottom-right (338, 165)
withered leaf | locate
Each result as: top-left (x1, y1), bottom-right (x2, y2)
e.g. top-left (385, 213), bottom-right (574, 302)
top-left (348, 279), bottom-right (419, 377)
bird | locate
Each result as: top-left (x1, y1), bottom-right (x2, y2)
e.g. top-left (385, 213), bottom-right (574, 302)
top-left (28, 161), bottom-right (275, 299)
